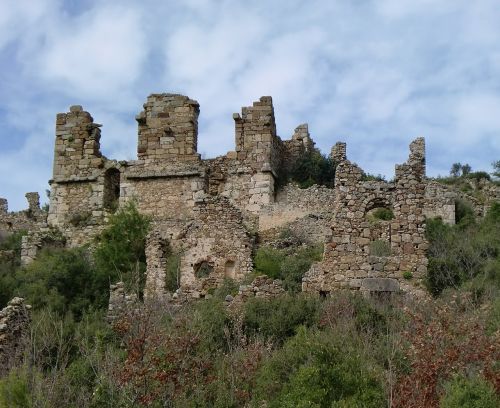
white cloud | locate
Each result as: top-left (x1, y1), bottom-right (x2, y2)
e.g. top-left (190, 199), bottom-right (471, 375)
top-left (32, 5), bottom-right (147, 100)
top-left (1, 0), bottom-right (500, 209)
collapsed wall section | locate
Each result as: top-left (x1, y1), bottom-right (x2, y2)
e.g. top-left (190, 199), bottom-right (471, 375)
top-left (303, 138), bottom-right (428, 296)
top-left (136, 94), bottom-right (200, 163)
top-left (0, 193), bottom-right (46, 239)
top-left (144, 196), bottom-right (254, 300)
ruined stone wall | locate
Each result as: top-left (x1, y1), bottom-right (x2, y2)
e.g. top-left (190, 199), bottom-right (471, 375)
top-left (136, 94), bottom-right (200, 162)
top-left (9, 92), bottom-right (479, 301)
top-left (145, 196), bottom-right (254, 300)
top-left (0, 193), bottom-right (46, 237)
top-left (121, 174), bottom-right (204, 221)
top-left (424, 181), bottom-right (456, 224)
top-left (0, 298), bottom-right (31, 377)
top-left (281, 124), bottom-right (316, 173)
top-left (258, 183), bottom-right (336, 234)
top-left (303, 138), bottom-right (428, 295)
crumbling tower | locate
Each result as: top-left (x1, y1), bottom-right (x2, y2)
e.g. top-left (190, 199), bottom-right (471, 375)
top-left (136, 94), bottom-right (200, 163)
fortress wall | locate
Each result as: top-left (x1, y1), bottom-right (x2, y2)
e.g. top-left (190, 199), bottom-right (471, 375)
top-left (121, 176), bottom-right (204, 221)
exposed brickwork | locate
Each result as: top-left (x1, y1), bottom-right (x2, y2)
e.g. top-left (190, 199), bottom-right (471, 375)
top-left (302, 138), bottom-right (429, 295)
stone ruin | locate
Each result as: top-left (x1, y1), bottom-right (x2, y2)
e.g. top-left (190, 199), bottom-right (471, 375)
top-left (0, 298), bottom-right (31, 377)
top-left (1, 93), bottom-right (500, 302)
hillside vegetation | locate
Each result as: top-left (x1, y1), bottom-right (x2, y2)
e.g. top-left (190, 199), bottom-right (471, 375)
top-left (0, 173), bottom-right (499, 407)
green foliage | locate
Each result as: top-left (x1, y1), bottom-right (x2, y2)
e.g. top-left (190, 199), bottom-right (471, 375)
top-left (0, 230), bottom-right (26, 307)
top-left (440, 374), bottom-right (499, 408)
top-left (369, 239), bottom-right (391, 256)
top-left (254, 247), bottom-right (285, 278)
top-left (0, 368), bottom-right (31, 408)
top-left (450, 162), bottom-right (472, 178)
top-left (454, 198), bottom-right (474, 224)
top-left (426, 202), bottom-right (500, 296)
top-left (94, 201), bottom-right (151, 295)
top-left (289, 150), bottom-right (336, 188)
top-left (403, 271), bottom-right (413, 280)
top-left (252, 327), bottom-right (386, 408)
top-left (467, 171), bottom-right (491, 181)
top-left (254, 244), bottom-right (323, 292)
top-left (371, 207), bottom-right (394, 220)
top-left (362, 173), bottom-right (386, 182)
top-left (213, 277), bottom-right (239, 299)
top-left (14, 247), bottom-right (101, 316)
top-left (165, 250), bottom-right (180, 292)
top-left (243, 294), bottom-right (320, 343)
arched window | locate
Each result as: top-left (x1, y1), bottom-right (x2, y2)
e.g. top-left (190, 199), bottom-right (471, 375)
top-left (365, 198), bottom-right (394, 221)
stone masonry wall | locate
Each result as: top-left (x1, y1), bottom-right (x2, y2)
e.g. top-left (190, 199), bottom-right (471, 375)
top-left (9, 92), bottom-right (491, 301)
top-left (144, 196), bottom-right (254, 300)
top-left (0, 193), bottom-right (47, 238)
top-left (303, 138), bottom-right (428, 295)
top-left (0, 298), bottom-right (31, 377)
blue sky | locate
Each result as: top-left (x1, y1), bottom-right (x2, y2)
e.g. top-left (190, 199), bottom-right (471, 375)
top-left (1, 0), bottom-right (500, 210)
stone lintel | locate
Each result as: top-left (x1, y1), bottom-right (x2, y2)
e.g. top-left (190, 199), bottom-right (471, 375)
top-left (361, 278), bottom-right (400, 292)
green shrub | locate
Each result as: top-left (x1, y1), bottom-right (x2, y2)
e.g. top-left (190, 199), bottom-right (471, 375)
top-left (15, 247), bottom-right (101, 316)
top-left (254, 247), bottom-right (284, 278)
top-left (243, 294), bottom-right (320, 344)
top-left (369, 240), bottom-right (391, 256)
top-left (254, 245), bottom-right (322, 292)
top-left (0, 231), bottom-right (26, 307)
top-left (371, 207), bottom-right (394, 220)
top-left (440, 374), bottom-right (499, 408)
top-left (425, 203), bottom-right (500, 296)
top-left (403, 271), bottom-right (413, 280)
top-left (467, 171), bottom-right (491, 181)
top-left (289, 151), bottom-right (336, 188)
top-left (253, 327), bottom-right (386, 407)
top-left (0, 368), bottom-right (31, 408)
top-left (189, 298), bottom-right (233, 353)
top-left (455, 198), bottom-right (474, 224)
top-left (94, 201), bottom-right (151, 296)
top-left (165, 251), bottom-right (181, 292)
top-left (280, 245), bottom-right (323, 292)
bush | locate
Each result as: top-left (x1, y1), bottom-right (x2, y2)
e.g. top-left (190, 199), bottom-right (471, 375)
top-left (254, 247), bottom-right (284, 278)
top-left (369, 240), bottom-right (391, 256)
top-left (164, 250), bottom-right (180, 292)
top-left (14, 247), bottom-right (101, 316)
top-left (455, 199), bottom-right (474, 224)
top-left (440, 374), bottom-right (499, 408)
top-left (0, 231), bottom-right (26, 307)
top-left (467, 171), bottom-right (491, 181)
top-left (254, 245), bottom-right (323, 292)
top-left (253, 327), bottom-right (386, 407)
top-left (372, 207), bottom-right (394, 220)
top-left (94, 201), bottom-right (151, 296)
top-left (289, 151), bottom-right (336, 188)
top-left (0, 368), bottom-right (31, 408)
top-left (425, 203), bottom-right (500, 296)
top-left (243, 294), bottom-right (320, 343)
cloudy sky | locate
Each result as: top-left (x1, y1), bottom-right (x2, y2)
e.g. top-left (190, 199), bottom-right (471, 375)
top-left (1, 0), bottom-right (500, 210)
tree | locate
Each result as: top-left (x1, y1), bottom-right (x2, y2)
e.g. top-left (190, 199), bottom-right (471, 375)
top-left (450, 163), bottom-right (462, 178)
top-left (492, 160), bottom-right (500, 179)
top-left (461, 163), bottom-right (471, 176)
